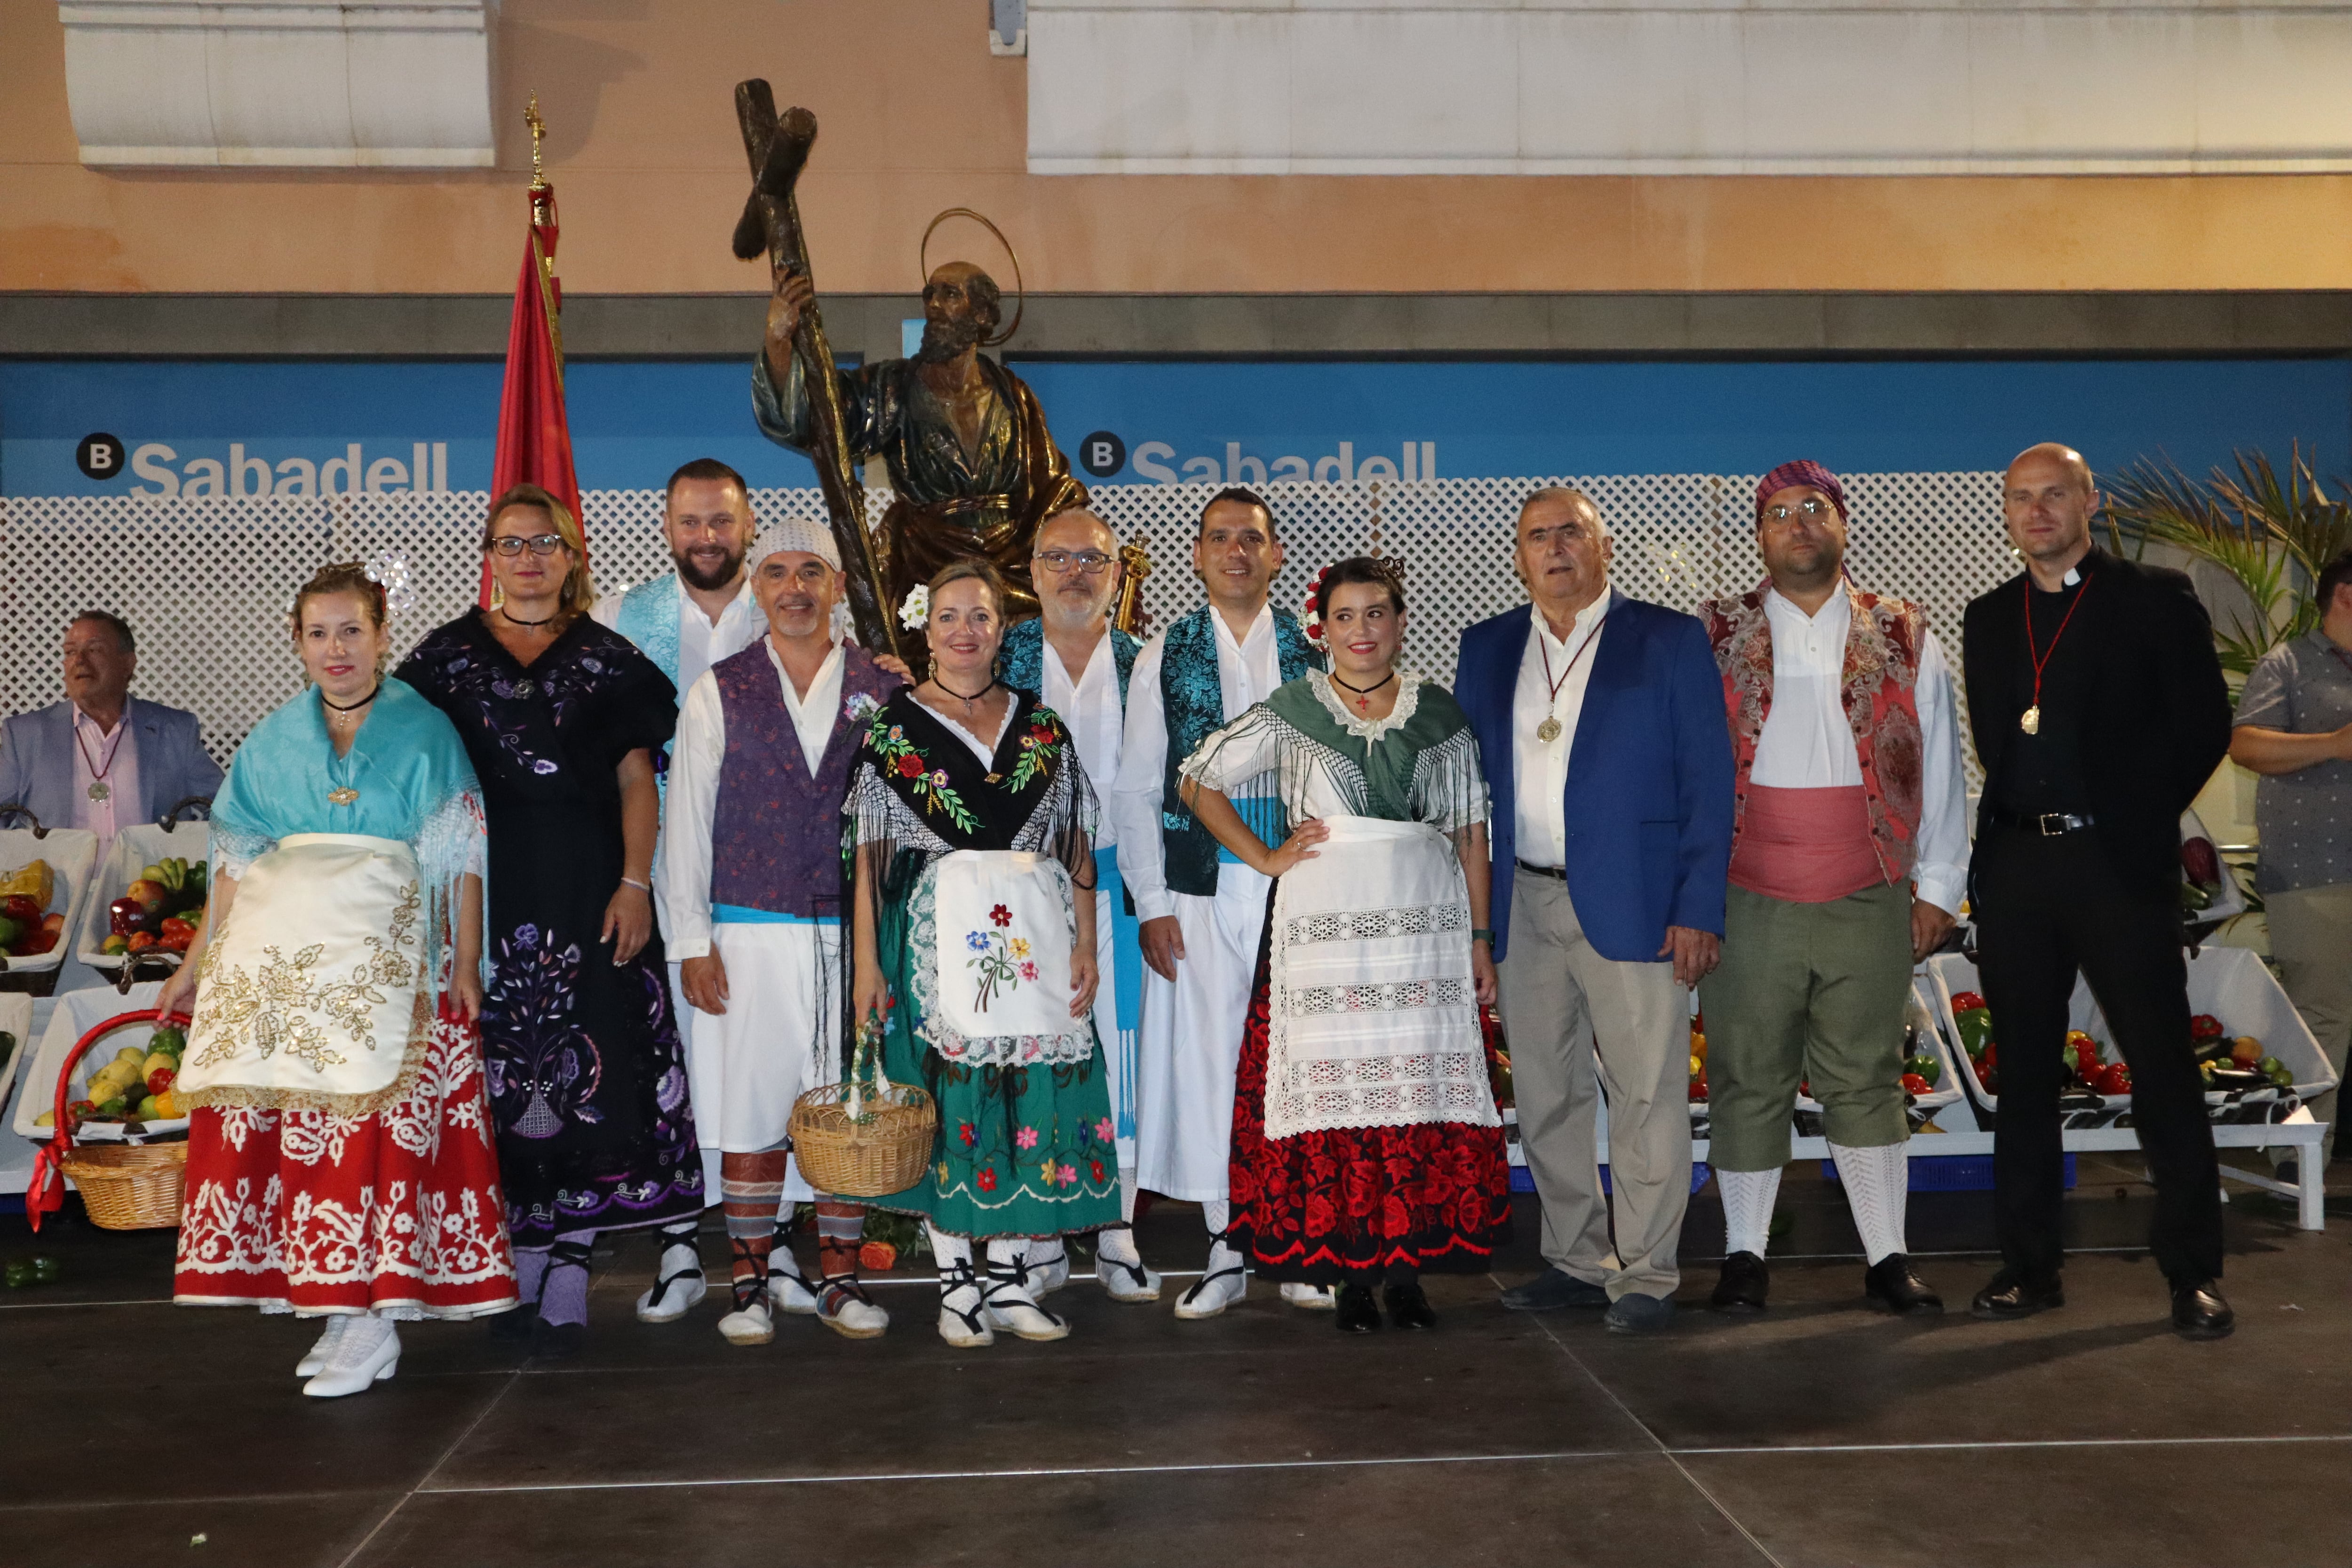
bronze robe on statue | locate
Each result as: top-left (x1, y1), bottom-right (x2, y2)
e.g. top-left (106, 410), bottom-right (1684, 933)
top-left (753, 352), bottom-right (1087, 624)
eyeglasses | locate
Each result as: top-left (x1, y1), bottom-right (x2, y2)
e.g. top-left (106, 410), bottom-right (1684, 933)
top-left (1763, 499), bottom-right (1834, 523)
top-left (487, 534), bottom-right (567, 557)
top-left (1035, 549), bottom-right (1113, 575)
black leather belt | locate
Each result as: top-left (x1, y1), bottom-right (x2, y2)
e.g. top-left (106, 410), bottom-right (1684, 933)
top-left (1989, 807), bottom-right (2097, 836)
top-left (1514, 858), bottom-right (1568, 879)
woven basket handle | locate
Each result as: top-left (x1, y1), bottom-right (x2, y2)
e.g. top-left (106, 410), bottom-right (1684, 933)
top-left (845, 1012), bottom-right (897, 1122)
top-left (27, 1008), bottom-right (163, 1233)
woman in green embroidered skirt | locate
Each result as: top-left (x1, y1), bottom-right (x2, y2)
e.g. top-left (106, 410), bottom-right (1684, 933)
top-left (847, 559), bottom-right (1120, 1348)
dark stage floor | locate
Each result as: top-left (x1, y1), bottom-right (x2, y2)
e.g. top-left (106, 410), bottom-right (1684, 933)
top-left (4, 1156), bottom-right (2347, 1568)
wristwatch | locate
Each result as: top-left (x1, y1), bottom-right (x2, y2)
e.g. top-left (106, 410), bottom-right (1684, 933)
top-left (1470, 928), bottom-right (1496, 945)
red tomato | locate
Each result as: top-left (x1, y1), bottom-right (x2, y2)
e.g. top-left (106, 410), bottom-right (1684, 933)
top-left (1688, 1074), bottom-right (1708, 1103)
top-left (1900, 1073), bottom-right (1931, 1095)
top-left (1951, 990), bottom-right (1986, 1012)
top-left (1979, 1043), bottom-right (1998, 1072)
top-left (0, 894), bottom-right (40, 925)
top-left (2097, 1064), bottom-right (2132, 1096)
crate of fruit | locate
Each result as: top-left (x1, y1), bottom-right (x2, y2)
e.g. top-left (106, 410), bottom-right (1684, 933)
top-left (73, 822), bottom-right (211, 981)
top-left (11, 980), bottom-right (185, 1143)
top-left (1688, 984), bottom-right (1963, 1135)
top-left (1925, 947), bottom-right (2335, 1128)
top-left (0, 824), bottom-right (101, 995)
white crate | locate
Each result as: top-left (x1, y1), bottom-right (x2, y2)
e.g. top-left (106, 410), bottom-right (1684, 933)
top-left (0, 828), bottom-right (100, 988)
top-left (1925, 947), bottom-right (2335, 1121)
top-left (73, 820), bottom-right (210, 977)
top-left (0, 992), bottom-right (32, 1133)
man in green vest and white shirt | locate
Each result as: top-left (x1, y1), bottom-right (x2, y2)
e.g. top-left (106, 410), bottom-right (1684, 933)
top-left (1110, 487), bottom-right (1328, 1318)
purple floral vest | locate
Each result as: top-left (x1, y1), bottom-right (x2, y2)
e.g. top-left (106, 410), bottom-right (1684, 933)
top-left (710, 641), bottom-right (898, 918)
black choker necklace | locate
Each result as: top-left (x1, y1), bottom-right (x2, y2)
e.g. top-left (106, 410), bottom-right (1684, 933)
top-left (500, 607), bottom-right (558, 628)
top-left (322, 684), bottom-right (380, 713)
top-left (934, 675), bottom-right (999, 708)
top-left (1328, 668), bottom-right (1397, 714)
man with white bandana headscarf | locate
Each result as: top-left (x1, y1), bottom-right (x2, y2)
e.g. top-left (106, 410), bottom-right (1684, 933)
top-left (663, 515), bottom-right (906, 1343)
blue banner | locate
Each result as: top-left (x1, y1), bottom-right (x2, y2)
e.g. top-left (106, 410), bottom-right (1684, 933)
top-left (7, 354), bottom-right (2348, 499)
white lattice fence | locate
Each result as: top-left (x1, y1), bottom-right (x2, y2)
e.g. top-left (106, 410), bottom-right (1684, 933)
top-left (2, 476), bottom-right (2016, 781)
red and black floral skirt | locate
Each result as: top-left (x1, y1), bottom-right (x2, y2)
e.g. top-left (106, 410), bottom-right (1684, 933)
top-left (1228, 907), bottom-right (1513, 1285)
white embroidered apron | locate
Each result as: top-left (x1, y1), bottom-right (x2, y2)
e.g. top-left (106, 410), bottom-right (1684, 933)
top-left (1264, 815), bottom-right (1498, 1140)
top-left (180, 833), bottom-right (432, 1117)
top-left (929, 849), bottom-right (1082, 1051)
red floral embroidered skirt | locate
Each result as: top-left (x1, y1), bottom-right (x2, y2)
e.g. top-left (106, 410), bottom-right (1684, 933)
top-left (174, 1001), bottom-right (517, 1318)
top-left (1229, 916), bottom-right (1513, 1285)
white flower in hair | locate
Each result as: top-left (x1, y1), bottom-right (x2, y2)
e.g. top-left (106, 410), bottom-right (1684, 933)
top-left (363, 550), bottom-right (418, 617)
top-left (898, 583), bottom-right (930, 630)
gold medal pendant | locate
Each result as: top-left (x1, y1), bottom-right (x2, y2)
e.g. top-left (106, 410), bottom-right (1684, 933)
top-left (1536, 716), bottom-right (1564, 744)
top-left (327, 786), bottom-right (361, 807)
top-left (2019, 705), bottom-right (2041, 736)
top-left (87, 781), bottom-right (110, 802)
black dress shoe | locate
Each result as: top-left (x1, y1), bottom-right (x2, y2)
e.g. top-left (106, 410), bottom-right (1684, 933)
top-left (1863, 1255), bottom-right (1944, 1314)
top-left (1709, 1251), bottom-right (1769, 1314)
top-left (532, 1320), bottom-right (587, 1361)
top-left (1969, 1269), bottom-right (2064, 1320)
top-left (488, 1306), bottom-right (536, 1343)
top-left (1335, 1282), bottom-right (1381, 1334)
top-left (1383, 1279), bottom-right (1438, 1330)
top-left (1499, 1267), bottom-right (1611, 1312)
top-left (2170, 1279), bottom-right (2235, 1340)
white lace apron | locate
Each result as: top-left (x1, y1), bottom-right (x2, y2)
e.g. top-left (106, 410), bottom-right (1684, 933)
top-left (1264, 815), bottom-right (1498, 1140)
top-left (179, 833), bottom-right (433, 1118)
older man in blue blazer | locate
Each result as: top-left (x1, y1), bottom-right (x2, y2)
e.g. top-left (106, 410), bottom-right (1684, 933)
top-left (1455, 487), bottom-right (1733, 1334)
top-left (0, 611), bottom-right (222, 847)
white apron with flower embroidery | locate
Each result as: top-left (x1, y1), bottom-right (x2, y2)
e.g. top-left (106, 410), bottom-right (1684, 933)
top-left (180, 833), bottom-right (432, 1117)
top-left (931, 849), bottom-right (1077, 1042)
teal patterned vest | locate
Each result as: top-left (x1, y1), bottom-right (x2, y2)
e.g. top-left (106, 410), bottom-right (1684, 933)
top-left (996, 616), bottom-right (1138, 708)
top-left (1159, 605), bottom-right (1320, 897)
top-left (611, 573), bottom-right (684, 692)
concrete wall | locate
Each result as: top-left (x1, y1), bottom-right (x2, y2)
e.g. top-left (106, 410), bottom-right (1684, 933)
top-left (10, 291), bottom-right (2352, 366)
top-left (10, 1), bottom-right (2352, 296)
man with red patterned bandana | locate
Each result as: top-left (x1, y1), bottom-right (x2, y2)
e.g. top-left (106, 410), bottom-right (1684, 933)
top-left (1695, 460), bottom-right (1968, 1317)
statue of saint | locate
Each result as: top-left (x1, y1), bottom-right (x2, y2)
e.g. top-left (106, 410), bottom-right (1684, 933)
top-left (755, 262), bottom-right (1087, 630)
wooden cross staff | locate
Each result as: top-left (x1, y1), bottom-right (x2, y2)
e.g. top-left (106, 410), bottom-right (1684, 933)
top-left (732, 81), bottom-right (898, 659)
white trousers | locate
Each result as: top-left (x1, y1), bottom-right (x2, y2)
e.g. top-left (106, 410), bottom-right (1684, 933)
top-left (1134, 866), bottom-right (1271, 1202)
top-left (675, 921), bottom-right (841, 1206)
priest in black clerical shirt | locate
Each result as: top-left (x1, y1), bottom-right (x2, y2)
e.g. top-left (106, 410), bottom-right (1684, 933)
top-left (1961, 441), bottom-right (2236, 1339)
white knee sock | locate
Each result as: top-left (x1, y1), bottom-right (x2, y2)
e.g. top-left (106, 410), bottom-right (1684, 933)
top-left (1829, 1142), bottom-right (1910, 1266)
top-left (1096, 1225), bottom-right (1142, 1264)
top-left (1120, 1167), bottom-right (1138, 1226)
top-left (927, 1223), bottom-right (972, 1273)
top-left (1202, 1198), bottom-right (1231, 1243)
top-left (1718, 1167), bottom-right (1782, 1259)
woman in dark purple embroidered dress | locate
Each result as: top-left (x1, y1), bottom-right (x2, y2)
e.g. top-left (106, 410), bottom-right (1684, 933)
top-left (397, 484), bottom-right (702, 1353)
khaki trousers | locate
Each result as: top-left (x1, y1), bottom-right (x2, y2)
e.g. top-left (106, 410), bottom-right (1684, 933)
top-left (1497, 873), bottom-right (1692, 1300)
top-left (1697, 881), bottom-right (1914, 1171)
top-left (2266, 883), bottom-right (2352, 1167)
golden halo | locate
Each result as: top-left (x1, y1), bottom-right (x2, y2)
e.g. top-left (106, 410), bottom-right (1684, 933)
top-left (920, 207), bottom-right (1025, 347)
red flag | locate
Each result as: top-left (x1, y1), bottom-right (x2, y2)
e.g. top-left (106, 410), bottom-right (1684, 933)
top-left (485, 174), bottom-right (581, 604)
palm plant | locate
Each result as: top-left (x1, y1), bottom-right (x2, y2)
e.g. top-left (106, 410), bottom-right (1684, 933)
top-left (2103, 445), bottom-right (2352, 678)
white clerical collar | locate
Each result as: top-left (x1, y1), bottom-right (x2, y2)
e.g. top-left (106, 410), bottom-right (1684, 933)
top-left (2062, 565), bottom-right (2082, 586)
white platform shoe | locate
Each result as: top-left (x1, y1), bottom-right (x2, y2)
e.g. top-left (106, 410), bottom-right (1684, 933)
top-left (302, 1315), bottom-right (399, 1399)
top-left (634, 1234), bottom-right (708, 1324)
top-left (1174, 1236), bottom-right (1248, 1320)
top-left (1094, 1228), bottom-right (1162, 1302)
top-left (1281, 1283), bottom-right (1338, 1311)
top-left (982, 1239), bottom-right (1070, 1342)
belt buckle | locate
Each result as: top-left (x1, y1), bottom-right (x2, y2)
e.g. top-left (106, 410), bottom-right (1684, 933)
top-left (2035, 812), bottom-right (2070, 836)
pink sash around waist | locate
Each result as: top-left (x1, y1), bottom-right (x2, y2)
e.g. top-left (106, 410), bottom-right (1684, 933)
top-left (1729, 784), bottom-right (1888, 904)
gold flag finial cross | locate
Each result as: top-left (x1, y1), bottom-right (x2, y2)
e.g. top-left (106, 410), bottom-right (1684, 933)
top-left (524, 93), bottom-right (548, 190)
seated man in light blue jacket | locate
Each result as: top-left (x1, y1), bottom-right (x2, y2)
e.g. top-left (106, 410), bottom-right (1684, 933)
top-left (0, 610), bottom-right (222, 849)
top-left (1454, 488), bottom-right (1733, 1335)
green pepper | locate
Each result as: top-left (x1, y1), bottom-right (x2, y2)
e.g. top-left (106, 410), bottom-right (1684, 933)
top-left (1955, 1007), bottom-right (1993, 1055)
top-left (3, 1260), bottom-right (33, 1289)
top-left (1907, 1054), bottom-right (1942, 1087)
top-left (29, 1256), bottom-right (61, 1285)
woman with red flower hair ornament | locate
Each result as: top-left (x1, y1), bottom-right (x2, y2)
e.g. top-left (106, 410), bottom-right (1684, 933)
top-left (1180, 556), bottom-right (1511, 1333)
top-left (845, 559), bottom-right (1120, 1347)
